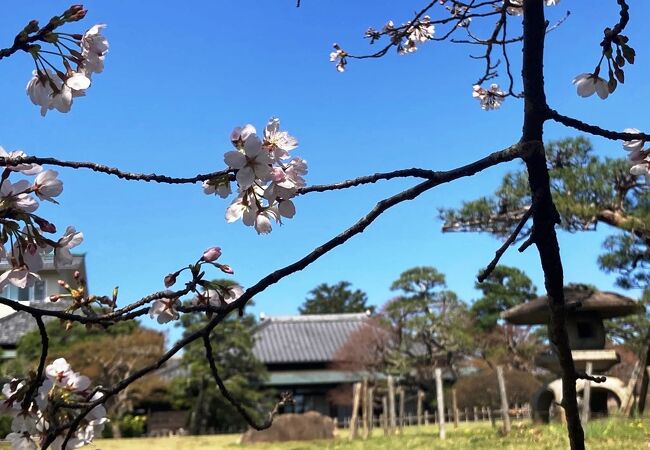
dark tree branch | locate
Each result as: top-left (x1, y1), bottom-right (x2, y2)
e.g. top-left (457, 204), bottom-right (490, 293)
top-left (0, 156), bottom-right (231, 185)
top-left (548, 109), bottom-right (650, 142)
top-left (478, 206), bottom-right (533, 282)
top-left (203, 333), bottom-right (291, 430)
top-left (20, 315), bottom-right (48, 411)
top-left (577, 373), bottom-right (607, 383)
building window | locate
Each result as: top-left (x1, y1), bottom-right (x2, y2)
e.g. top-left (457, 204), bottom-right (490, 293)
top-left (2, 280), bottom-right (46, 302)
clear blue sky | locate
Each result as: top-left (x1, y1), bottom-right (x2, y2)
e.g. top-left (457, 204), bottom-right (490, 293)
top-left (1, 1), bottom-right (648, 344)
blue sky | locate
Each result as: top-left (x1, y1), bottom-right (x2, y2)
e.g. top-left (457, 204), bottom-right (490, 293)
top-left (1, 1), bottom-right (648, 344)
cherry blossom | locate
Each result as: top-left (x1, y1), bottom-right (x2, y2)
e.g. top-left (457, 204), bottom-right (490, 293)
top-left (224, 135), bottom-right (272, 188)
top-left (472, 84), bottom-right (505, 110)
top-left (55, 226), bottom-right (84, 267)
top-left (26, 71), bottom-right (54, 117)
top-left (630, 157), bottom-right (650, 183)
top-left (0, 266), bottom-right (42, 290)
top-left (223, 284), bottom-right (244, 304)
top-left (0, 180), bottom-right (39, 213)
top-left (33, 170), bottom-right (63, 202)
top-left (65, 72), bottom-right (91, 91)
top-left (329, 44), bottom-right (347, 72)
top-left (81, 24), bottom-right (109, 75)
top-left (149, 297), bottom-right (181, 324)
top-left (572, 73), bottom-right (609, 99)
top-left (264, 118), bottom-right (298, 161)
top-left (46, 358), bottom-right (73, 386)
top-left (620, 128), bottom-right (649, 183)
top-left (202, 179), bottom-right (231, 198)
top-left (399, 16), bottom-right (435, 54)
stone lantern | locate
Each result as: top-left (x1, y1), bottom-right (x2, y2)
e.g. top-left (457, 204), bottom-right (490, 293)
top-left (502, 284), bottom-right (644, 421)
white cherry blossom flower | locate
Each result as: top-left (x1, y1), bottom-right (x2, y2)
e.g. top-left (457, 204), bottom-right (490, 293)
top-left (55, 226), bottom-right (83, 267)
top-left (202, 179), bottom-right (231, 198)
top-left (33, 170), bottom-right (63, 202)
top-left (1, 379), bottom-right (25, 413)
top-left (0, 180), bottom-right (39, 213)
top-left (26, 71), bottom-right (54, 117)
top-left (0, 267), bottom-right (41, 290)
top-left (65, 72), bottom-right (91, 91)
top-left (225, 191), bottom-right (258, 226)
top-left (255, 208), bottom-right (279, 235)
top-left (622, 128), bottom-right (645, 153)
top-left (46, 358), bottom-right (73, 385)
top-left (224, 137), bottom-right (272, 188)
top-left (472, 84), bottom-right (505, 110)
top-left (230, 124), bottom-right (257, 149)
top-left (6, 431), bottom-right (37, 450)
top-left (572, 73), bottom-right (609, 99)
top-left (223, 285), bottom-right (244, 304)
top-left (400, 16), bottom-right (435, 54)
top-left (50, 83), bottom-right (74, 113)
top-left (148, 297), bottom-right (180, 324)
top-left (278, 200), bottom-right (296, 219)
top-left (64, 372), bottom-right (91, 393)
top-left (264, 118), bottom-right (298, 160)
top-left (329, 44), bottom-right (347, 72)
top-left (81, 24), bottom-right (109, 74)
top-left (630, 157), bottom-right (650, 184)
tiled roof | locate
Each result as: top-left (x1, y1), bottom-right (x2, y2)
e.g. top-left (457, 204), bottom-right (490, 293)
top-left (0, 302), bottom-right (66, 347)
top-left (252, 313), bottom-right (369, 364)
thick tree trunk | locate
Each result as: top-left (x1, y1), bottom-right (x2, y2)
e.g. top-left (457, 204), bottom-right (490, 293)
top-left (521, 2), bottom-right (584, 449)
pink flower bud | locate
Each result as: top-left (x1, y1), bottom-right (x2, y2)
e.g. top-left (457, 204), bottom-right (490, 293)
top-left (164, 273), bottom-right (177, 288)
top-left (57, 280), bottom-right (66, 287)
top-left (49, 295), bottom-right (60, 302)
top-left (202, 246), bottom-right (222, 262)
top-left (218, 264), bottom-right (234, 275)
top-left (73, 271), bottom-right (81, 279)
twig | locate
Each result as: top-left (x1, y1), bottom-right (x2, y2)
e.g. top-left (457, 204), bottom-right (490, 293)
top-left (577, 373), bottom-right (606, 383)
top-left (478, 206), bottom-right (533, 282)
top-left (203, 333), bottom-right (291, 430)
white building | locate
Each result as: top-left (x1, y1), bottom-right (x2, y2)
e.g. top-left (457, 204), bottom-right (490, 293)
top-left (0, 254), bottom-right (87, 359)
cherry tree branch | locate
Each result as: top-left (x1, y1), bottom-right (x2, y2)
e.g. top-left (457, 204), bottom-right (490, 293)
top-left (477, 206), bottom-right (533, 282)
top-left (20, 315), bottom-right (48, 411)
top-left (203, 333), bottom-right (291, 430)
top-left (548, 109), bottom-right (650, 141)
top-left (0, 156), bottom-right (231, 185)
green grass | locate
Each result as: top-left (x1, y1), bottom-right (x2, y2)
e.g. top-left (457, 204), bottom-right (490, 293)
top-left (88, 418), bottom-right (650, 450)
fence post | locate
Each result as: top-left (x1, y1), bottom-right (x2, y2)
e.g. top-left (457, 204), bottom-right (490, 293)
top-left (452, 389), bottom-right (459, 428)
top-left (424, 409), bottom-right (429, 425)
top-left (349, 382), bottom-right (362, 440)
top-left (367, 386), bottom-right (374, 435)
top-left (496, 365), bottom-right (511, 434)
top-left (361, 378), bottom-right (369, 439)
top-left (581, 361), bottom-right (593, 429)
top-left (473, 406), bottom-right (478, 421)
top-left (382, 396), bottom-right (389, 436)
top-left (387, 375), bottom-right (396, 434)
top-left (398, 387), bottom-right (405, 433)
top-left (417, 389), bottom-right (424, 426)
top-left (435, 367), bottom-right (446, 439)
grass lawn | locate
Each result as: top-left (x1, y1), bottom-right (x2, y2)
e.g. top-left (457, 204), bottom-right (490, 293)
top-left (88, 418), bottom-right (650, 450)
